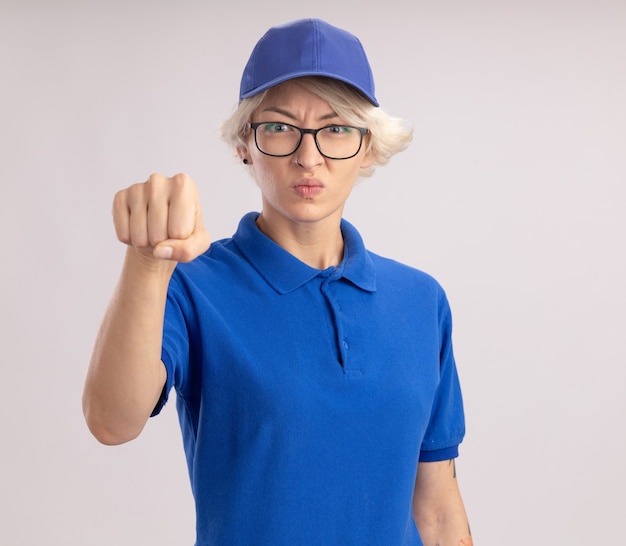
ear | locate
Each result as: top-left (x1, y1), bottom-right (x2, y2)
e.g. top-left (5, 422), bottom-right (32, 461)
top-left (360, 149), bottom-right (375, 169)
top-left (236, 146), bottom-right (250, 163)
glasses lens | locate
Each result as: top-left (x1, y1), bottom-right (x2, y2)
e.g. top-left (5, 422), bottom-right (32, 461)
top-left (315, 126), bottom-right (363, 160)
top-left (254, 123), bottom-right (301, 157)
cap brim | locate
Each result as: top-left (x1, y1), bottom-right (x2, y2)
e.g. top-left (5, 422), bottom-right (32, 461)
top-left (240, 71), bottom-right (379, 107)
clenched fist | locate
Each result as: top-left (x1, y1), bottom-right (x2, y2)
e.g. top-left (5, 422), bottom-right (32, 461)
top-left (112, 173), bottom-right (211, 263)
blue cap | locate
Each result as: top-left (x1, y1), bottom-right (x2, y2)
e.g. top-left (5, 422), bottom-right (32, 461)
top-left (239, 19), bottom-right (378, 107)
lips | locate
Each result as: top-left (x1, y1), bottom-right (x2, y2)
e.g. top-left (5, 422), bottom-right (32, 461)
top-left (293, 179), bottom-right (324, 198)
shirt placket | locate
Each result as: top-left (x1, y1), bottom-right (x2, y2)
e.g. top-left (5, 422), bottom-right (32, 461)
top-left (320, 273), bottom-right (362, 377)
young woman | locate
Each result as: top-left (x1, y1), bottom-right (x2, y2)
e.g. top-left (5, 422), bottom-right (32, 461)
top-left (83, 18), bottom-right (472, 546)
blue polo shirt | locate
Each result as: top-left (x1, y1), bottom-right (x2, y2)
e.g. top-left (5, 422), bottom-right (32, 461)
top-left (157, 212), bottom-right (465, 546)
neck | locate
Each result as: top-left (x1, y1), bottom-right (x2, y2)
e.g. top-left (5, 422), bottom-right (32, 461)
top-left (256, 211), bottom-right (344, 270)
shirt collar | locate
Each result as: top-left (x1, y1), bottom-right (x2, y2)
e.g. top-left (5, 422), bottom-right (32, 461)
top-left (232, 212), bottom-right (377, 295)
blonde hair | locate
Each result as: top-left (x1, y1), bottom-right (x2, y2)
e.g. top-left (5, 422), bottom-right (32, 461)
top-left (220, 77), bottom-right (412, 178)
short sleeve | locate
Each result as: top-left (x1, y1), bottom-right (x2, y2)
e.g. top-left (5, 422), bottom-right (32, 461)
top-left (151, 273), bottom-right (190, 416)
top-left (418, 290), bottom-right (466, 460)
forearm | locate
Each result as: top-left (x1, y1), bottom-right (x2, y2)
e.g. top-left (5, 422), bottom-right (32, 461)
top-left (414, 459), bottom-right (473, 546)
top-left (416, 510), bottom-right (473, 546)
top-left (83, 248), bottom-right (174, 444)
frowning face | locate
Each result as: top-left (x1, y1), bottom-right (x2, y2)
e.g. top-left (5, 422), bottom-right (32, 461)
top-left (240, 80), bottom-right (373, 233)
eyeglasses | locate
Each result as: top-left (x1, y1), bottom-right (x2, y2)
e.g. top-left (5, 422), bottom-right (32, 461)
top-left (248, 122), bottom-right (369, 160)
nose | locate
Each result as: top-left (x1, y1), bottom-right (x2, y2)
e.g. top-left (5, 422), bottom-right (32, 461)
top-left (294, 132), bottom-right (323, 170)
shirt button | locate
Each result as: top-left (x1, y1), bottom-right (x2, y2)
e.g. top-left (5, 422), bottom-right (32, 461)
top-left (343, 341), bottom-right (349, 349)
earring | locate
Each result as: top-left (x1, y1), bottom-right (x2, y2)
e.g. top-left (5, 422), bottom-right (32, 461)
top-left (243, 158), bottom-right (250, 165)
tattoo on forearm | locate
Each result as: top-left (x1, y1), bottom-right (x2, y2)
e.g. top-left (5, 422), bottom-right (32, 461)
top-left (448, 458), bottom-right (457, 478)
top-left (432, 461), bottom-right (471, 546)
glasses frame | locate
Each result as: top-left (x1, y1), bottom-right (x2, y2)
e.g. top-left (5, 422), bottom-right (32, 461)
top-left (248, 122), bottom-right (369, 160)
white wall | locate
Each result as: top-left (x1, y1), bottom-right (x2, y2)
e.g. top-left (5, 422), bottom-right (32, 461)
top-left (2, 1), bottom-right (624, 544)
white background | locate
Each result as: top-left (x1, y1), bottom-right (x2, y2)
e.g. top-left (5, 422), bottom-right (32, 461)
top-left (2, 0), bottom-right (625, 544)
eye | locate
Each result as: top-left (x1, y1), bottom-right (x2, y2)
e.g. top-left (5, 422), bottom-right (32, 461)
top-left (262, 122), bottom-right (292, 134)
top-left (323, 125), bottom-right (353, 135)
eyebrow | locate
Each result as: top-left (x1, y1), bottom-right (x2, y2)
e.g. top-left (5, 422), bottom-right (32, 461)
top-left (260, 106), bottom-right (340, 122)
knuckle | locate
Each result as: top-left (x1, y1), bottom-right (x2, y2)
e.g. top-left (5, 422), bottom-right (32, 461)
top-left (148, 231), bottom-right (166, 247)
top-left (169, 221), bottom-right (193, 240)
top-left (124, 182), bottom-right (146, 206)
top-left (131, 235), bottom-right (150, 249)
top-left (146, 172), bottom-right (164, 185)
top-left (145, 174), bottom-right (165, 198)
top-left (115, 229), bottom-right (131, 245)
top-left (112, 188), bottom-right (133, 214)
top-left (144, 173), bottom-right (171, 202)
top-left (112, 189), bottom-right (125, 207)
top-left (170, 172), bottom-right (195, 194)
top-left (171, 172), bottom-right (190, 185)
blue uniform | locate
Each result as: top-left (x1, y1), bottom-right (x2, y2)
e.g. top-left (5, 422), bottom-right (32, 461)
top-left (156, 212), bottom-right (465, 545)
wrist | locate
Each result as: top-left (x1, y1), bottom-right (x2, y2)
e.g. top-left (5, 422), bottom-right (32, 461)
top-left (124, 246), bottom-right (177, 280)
